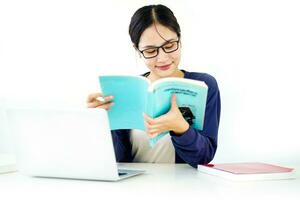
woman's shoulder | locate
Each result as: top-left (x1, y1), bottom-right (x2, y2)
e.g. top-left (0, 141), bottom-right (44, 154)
top-left (183, 70), bottom-right (219, 90)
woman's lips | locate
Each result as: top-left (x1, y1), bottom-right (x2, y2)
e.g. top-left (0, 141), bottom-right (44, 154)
top-left (156, 63), bottom-right (172, 71)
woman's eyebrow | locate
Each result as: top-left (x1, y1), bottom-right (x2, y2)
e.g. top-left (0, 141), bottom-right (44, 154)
top-left (140, 38), bottom-right (177, 49)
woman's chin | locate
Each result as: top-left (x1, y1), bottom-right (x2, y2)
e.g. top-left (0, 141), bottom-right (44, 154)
top-left (155, 67), bottom-right (178, 77)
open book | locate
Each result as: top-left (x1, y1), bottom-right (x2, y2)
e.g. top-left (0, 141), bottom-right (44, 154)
top-left (197, 162), bottom-right (296, 181)
top-left (99, 75), bottom-right (208, 145)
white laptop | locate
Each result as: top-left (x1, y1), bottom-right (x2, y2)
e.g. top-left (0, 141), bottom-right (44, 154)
top-left (6, 107), bottom-right (145, 181)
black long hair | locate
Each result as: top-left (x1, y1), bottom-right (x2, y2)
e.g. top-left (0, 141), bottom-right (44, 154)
top-left (129, 4), bottom-right (181, 49)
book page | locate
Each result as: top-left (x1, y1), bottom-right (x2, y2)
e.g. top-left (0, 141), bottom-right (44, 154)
top-left (151, 79), bottom-right (208, 130)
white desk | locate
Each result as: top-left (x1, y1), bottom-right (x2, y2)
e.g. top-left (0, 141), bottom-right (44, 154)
top-left (0, 163), bottom-right (299, 200)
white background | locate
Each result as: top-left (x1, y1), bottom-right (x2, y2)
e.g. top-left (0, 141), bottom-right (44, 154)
top-left (1, 0), bottom-right (300, 165)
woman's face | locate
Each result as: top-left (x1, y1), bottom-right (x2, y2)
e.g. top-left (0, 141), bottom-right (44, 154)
top-left (138, 23), bottom-right (181, 79)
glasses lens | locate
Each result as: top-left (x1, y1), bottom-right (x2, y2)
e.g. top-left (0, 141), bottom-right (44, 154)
top-left (163, 41), bottom-right (178, 53)
top-left (142, 48), bottom-right (158, 58)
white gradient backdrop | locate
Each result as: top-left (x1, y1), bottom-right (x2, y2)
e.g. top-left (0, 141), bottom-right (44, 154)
top-left (1, 0), bottom-right (299, 165)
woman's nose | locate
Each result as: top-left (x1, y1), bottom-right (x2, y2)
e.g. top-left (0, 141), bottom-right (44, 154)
top-left (156, 47), bottom-right (169, 62)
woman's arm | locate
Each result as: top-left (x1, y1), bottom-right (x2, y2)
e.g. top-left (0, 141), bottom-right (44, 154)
top-left (111, 129), bottom-right (133, 162)
top-left (170, 74), bottom-right (221, 168)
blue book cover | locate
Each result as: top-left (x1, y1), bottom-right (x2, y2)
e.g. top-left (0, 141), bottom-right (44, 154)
top-left (99, 75), bottom-right (208, 146)
top-left (99, 76), bottom-right (149, 130)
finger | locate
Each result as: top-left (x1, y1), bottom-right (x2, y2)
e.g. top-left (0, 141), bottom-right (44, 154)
top-left (148, 132), bottom-right (160, 138)
top-left (87, 101), bottom-right (103, 108)
top-left (96, 102), bottom-right (114, 110)
top-left (148, 129), bottom-right (160, 135)
top-left (97, 95), bottom-right (114, 103)
top-left (145, 123), bottom-right (161, 133)
top-left (87, 100), bottom-right (107, 108)
top-left (148, 124), bottom-right (161, 130)
top-left (87, 95), bottom-right (114, 107)
top-left (87, 99), bottom-right (111, 108)
top-left (103, 95), bottom-right (114, 102)
top-left (170, 94), bottom-right (178, 110)
top-left (145, 122), bottom-right (162, 137)
top-left (87, 93), bottom-right (102, 103)
top-left (144, 121), bottom-right (157, 133)
top-left (172, 93), bottom-right (177, 100)
top-left (149, 114), bottom-right (167, 125)
top-left (143, 113), bottom-right (156, 125)
top-left (144, 121), bottom-right (153, 133)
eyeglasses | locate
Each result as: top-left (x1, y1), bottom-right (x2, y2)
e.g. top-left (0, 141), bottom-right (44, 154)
top-left (138, 39), bottom-right (180, 59)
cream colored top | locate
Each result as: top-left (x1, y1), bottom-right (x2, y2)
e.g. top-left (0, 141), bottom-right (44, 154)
top-left (130, 129), bottom-right (175, 163)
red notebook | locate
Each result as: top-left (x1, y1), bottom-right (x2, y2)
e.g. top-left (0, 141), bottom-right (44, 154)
top-left (197, 162), bottom-right (296, 181)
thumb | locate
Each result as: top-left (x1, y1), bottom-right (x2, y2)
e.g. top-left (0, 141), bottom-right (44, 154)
top-left (170, 94), bottom-right (177, 110)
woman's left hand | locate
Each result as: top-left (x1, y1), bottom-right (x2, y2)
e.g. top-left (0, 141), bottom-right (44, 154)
top-left (143, 94), bottom-right (189, 138)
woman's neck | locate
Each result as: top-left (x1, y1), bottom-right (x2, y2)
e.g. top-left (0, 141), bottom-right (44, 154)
top-left (147, 69), bottom-right (184, 83)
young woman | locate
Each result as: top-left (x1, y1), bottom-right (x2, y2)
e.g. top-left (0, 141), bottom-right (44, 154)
top-left (87, 4), bottom-right (221, 168)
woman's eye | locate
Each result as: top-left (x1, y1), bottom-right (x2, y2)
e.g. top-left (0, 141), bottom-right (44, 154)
top-left (144, 49), bottom-right (156, 54)
top-left (164, 43), bottom-right (174, 49)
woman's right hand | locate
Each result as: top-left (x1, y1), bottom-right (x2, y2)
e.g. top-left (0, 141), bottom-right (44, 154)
top-left (86, 93), bottom-right (114, 110)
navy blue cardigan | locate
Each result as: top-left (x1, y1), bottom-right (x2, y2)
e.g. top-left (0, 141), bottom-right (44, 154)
top-left (111, 70), bottom-right (221, 168)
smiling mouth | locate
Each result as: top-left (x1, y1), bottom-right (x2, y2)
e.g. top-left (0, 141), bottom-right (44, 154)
top-left (156, 63), bottom-right (172, 71)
